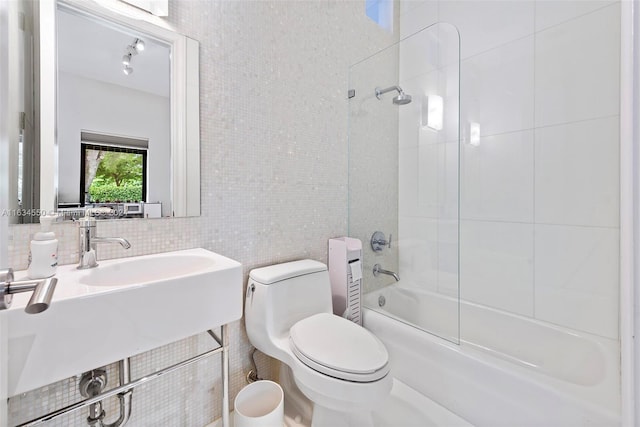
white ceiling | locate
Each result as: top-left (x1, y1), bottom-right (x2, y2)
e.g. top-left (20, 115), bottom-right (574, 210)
top-left (57, 9), bottom-right (170, 98)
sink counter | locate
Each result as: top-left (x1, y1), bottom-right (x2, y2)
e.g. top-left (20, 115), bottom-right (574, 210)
top-left (4, 248), bottom-right (243, 396)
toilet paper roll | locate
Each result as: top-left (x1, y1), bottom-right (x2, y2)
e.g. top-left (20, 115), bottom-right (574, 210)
top-left (350, 260), bottom-right (362, 282)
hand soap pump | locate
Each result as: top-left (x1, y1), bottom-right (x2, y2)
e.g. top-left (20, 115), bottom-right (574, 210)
top-left (28, 215), bottom-right (59, 279)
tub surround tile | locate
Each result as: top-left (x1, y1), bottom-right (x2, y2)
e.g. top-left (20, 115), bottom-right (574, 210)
top-left (437, 218), bottom-right (459, 296)
top-left (399, 216), bottom-right (439, 289)
top-left (461, 130), bottom-right (534, 223)
top-left (534, 224), bottom-right (619, 339)
top-left (399, 24), bottom-right (441, 81)
top-left (534, 0), bottom-right (619, 32)
top-left (534, 3), bottom-right (620, 127)
top-left (460, 36), bottom-right (535, 138)
top-left (399, 0), bottom-right (621, 344)
top-left (400, 1), bottom-right (439, 39)
top-left (438, 0), bottom-right (534, 60)
top-left (534, 116), bottom-right (620, 228)
top-left (460, 220), bottom-right (534, 317)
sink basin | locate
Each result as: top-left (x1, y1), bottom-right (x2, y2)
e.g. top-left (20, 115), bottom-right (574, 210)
top-left (4, 248), bottom-right (242, 396)
top-left (80, 253), bottom-right (218, 287)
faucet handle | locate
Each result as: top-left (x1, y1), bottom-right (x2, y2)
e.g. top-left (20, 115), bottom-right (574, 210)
top-left (0, 268), bottom-right (58, 313)
top-left (0, 268), bottom-right (14, 310)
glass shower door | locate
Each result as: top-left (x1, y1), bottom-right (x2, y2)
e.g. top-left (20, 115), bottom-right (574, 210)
top-left (348, 23), bottom-right (460, 343)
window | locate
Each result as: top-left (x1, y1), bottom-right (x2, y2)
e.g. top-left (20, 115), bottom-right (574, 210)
top-left (366, 0), bottom-right (393, 32)
top-left (79, 132), bottom-right (148, 205)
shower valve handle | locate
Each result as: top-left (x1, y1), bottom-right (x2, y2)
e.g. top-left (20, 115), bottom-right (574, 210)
top-left (371, 231), bottom-right (392, 252)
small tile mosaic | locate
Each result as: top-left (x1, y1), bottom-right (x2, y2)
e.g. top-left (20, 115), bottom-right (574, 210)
top-left (7, 0), bottom-right (397, 425)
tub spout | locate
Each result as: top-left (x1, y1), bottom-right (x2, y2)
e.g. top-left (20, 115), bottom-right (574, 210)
top-left (373, 264), bottom-right (400, 282)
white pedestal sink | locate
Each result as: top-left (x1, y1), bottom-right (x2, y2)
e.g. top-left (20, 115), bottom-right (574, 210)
top-left (4, 248), bottom-right (242, 396)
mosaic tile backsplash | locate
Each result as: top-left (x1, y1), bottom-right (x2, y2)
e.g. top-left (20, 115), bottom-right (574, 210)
top-left (7, 1), bottom-right (396, 425)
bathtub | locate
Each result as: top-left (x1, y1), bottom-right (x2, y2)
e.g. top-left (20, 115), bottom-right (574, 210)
top-left (363, 285), bottom-right (620, 427)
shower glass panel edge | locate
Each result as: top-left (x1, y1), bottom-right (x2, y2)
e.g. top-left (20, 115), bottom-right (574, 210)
top-left (347, 22), bottom-right (461, 345)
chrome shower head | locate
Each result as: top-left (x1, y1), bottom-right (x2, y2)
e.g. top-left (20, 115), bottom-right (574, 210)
top-left (375, 85), bottom-right (412, 105)
top-left (393, 93), bottom-right (412, 105)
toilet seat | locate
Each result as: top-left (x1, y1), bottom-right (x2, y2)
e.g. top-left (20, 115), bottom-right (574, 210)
top-left (289, 313), bottom-right (390, 382)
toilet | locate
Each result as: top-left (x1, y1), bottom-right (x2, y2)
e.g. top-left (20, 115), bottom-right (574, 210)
top-left (245, 259), bottom-right (392, 427)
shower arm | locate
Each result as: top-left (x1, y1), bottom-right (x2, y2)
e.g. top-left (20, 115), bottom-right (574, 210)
top-left (375, 86), bottom-right (403, 99)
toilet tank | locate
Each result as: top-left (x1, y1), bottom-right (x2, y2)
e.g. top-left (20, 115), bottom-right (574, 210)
top-left (246, 260), bottom-right (333, 340)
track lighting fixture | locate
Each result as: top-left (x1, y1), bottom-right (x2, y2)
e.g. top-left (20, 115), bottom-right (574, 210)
top-left (133, 38), bottom-right (145, 52)
top-left (121, 38), bottom-right (144, 76)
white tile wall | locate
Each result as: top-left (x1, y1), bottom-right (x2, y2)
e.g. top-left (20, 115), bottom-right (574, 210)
top-left (399, 0), bottom-right (620, 339)
top-left (535, 0), bottom-right (618, 32)
top-left (438, 0), bottom-right (534, 59)
top-left (462, 130), bottom-right (534, 223)
top-left (460, 220), bottom-right (534, 315)
top-left (7, 0), bottom-right (397, 425)
top-left (398, 216), bottom-right (439, 288)
top-left (400, 1), bottom-right (439, 39)
top-left (460, 36), bottom-right (535, 138)
top-left (534, 224), bottom-right (619, 338)
top-left (535, 116), bottom-right (620, 227)
top-left (534, 2), bottom-right (620, 127)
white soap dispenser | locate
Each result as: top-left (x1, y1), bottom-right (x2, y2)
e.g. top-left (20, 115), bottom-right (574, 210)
top-left (28, 215), bottom-right (59, 279)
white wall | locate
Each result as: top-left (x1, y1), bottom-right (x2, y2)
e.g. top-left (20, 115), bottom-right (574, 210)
top-left (399, 0), bottom-right (621, 340)
top-left (57, 71), bottom-right (171, 215)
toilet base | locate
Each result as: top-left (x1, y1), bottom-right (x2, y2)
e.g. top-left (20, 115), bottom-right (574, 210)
top-left (311, 405), bottom-right (374, 427)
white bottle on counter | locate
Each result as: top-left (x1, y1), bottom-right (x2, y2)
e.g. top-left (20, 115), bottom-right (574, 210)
top-left (28, 215), bottom-right (59, 279)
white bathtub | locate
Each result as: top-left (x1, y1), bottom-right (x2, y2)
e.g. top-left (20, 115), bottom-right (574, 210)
top-left (363, 285), bottom-right (620, 427)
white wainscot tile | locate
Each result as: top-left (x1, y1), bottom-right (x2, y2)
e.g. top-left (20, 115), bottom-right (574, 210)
top-left (400, 1), bottom-right (439, 39)
top-left (439, 0), bottom-right (534, 59)
top-left (534, 3), bottom-right (620, 127)
top-left (461, 130), bottom-right (534, 223)
top-left (535, 0), bottom-right (618, 31)
top-left (460, 220), bottom-right (534, 316)
top-left (535, 116), bottom-right (619, 227)
top-left (461, 36), bottom-right (534, 138)
top-left (534, 224), bottom-right (619, 339)
top-left (398, 216), bottom-right (439, 289)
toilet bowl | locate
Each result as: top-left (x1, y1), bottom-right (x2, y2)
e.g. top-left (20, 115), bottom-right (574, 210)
top-left (245, 260), bottom-right (392, 427)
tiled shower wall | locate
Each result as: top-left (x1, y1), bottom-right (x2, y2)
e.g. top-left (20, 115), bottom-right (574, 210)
top-left (399, 0), bottom-right (620, 340)
top-left (7, 1), bottom-right (396, 425)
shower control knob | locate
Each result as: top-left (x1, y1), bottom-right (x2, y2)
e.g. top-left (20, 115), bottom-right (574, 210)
top-left (371, 231), bottom-right (392, 252)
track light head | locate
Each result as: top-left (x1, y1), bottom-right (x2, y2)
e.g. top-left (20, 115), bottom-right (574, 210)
top-left (123, 65), bottom-right (133, 75)
top-left (133, 38), bottom-right (145, 52)
top-left (122, 53), bottom-right (132, 66)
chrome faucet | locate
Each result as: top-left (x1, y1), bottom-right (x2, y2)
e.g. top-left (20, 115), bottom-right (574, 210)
top-left (373, 264), bottom-right (400, 282)
top-left (78, 216), bottom-right (131, 269)
top-left (0, 268), bottom-right (58, 314)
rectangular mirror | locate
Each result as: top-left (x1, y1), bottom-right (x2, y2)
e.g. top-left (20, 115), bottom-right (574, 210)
top-left (9, 0), bottom-right (200, 223)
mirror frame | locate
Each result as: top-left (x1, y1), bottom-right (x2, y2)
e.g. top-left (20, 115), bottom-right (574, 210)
top-left (40, 0), bottom-right (200, 218)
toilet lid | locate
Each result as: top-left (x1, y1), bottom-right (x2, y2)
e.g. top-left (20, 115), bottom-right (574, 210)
top-left (289, 313), bottom-right (389, 382)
